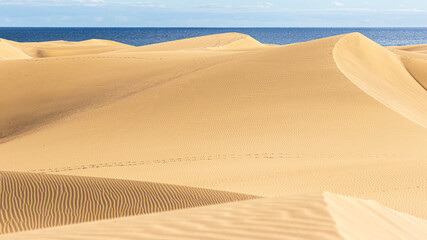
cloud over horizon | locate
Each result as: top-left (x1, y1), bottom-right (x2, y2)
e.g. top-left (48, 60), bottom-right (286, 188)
top-left (0, 0), bottom-right (426, 27)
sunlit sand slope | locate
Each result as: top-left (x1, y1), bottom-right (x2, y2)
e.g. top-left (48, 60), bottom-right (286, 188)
top-left (0, 171), bottom-right (256, 234)
top-left (333, 33), bottom-right (427, 127)
top-left (389, 44), bottom-right (427, 54)
top-left (325, 192), bottom-right (427, 240)
top-left (388, 45), bottom-right (427, 89)
top-left (112, 32), bottom-right (266, 52)
top-left (0, 48), bottom-right (239, 142)
top-left (3, 192), bottom-right (426, 240)
top-left (0, 39), bottom-right (31, 60)
top-left (0, 32), bottom-right (426, 220)
top-left (6, 39), bottom-right (132, 58)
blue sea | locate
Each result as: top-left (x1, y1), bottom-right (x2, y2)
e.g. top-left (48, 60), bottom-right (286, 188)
top-left (0, 27), bottom-right (426, 47)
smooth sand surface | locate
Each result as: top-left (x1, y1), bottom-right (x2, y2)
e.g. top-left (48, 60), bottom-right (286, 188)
top-left (388, 45), bottom-right (427, 90)
top-left (0, 39), bottom-right (31, 60)
top-left (333, 33), bottom-right (427, 127)
top-left (2, 192), bottom-right (426, 240)
top-left (5, 38), bottom-right (132, 58)
top-left (111, 32), bottom-right (266, 52)
top-left (0, 32), bottom-right (426, 238)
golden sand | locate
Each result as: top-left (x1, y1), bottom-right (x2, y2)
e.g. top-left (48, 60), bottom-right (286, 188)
top-left (0, 32), bottom-right (426, 239)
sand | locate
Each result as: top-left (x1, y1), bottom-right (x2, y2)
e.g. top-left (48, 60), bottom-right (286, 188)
top-left (0, 171), bottom-right (256, 234)
top-left (2, 192), bottom-right (426, 240)
top-left (0, 32), bottom-right (426, 238)
top-left (0, 39), bottom-right (31, 60)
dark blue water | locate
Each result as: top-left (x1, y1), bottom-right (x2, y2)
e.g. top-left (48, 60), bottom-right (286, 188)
top-left (0, 28), bottom-right (426, 46)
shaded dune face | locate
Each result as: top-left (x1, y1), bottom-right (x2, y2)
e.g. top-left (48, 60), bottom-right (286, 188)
top-left (401, 57), bottom-right (427, 89)
top-left (389, 48), bottom-right (427, 90)
top-left (0, 34), bottom-right (261, 144)
top-left (3, 192), bottom-right (427, 240)
top-left (0, 171), bottom-right (257, 234)
top-left (0, 49), bottom-right (238, 143)
top-left (0, 32), bottom-right (427, 239)
top-left (333, 33), bottom-right (427, 128)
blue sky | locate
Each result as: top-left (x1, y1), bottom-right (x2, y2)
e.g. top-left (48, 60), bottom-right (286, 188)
top-left (0, 0), bottom-right (426, 27)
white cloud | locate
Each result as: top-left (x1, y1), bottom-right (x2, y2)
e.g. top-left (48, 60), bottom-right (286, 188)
top-left (119, 1), bottom-right (167, 8)
top-left (0, 0), bottom-right (424, 15)
top-left (115, 16), bottom-right (129, 22)
top-left (254, 2), bottom-right (275, 9)
top-left (0, 0), bottom-right (105, 6)
top-left (194, 2), bottom-right (275, 11)
top-left (74, 0), bottom-right (105, 7)
top-left (292, 7), bottom-right (426, 13)
top-left (195, 3), bottom-right (232, 9)
top-left (334, 1), bottom-right (344, 7)
top-left (387, 8), bottom-right (425, 13)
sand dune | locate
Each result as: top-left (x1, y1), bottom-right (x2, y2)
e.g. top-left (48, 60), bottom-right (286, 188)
top-left (0, 32), bottom-right (426, 238)
top-left (334, 33), bottom-right (427, 127)
top-left (2, 192), bottom-right (426, 240)
top-left (18, 45), bottom-right (131, 58)
top-left (389, 44), bottom-right (427, 54)
top-left (0, 39), bottom-right (31, 60)
top-left (112, 32), bottom-right (266, 52)
top-left (6, 39), bottom-right (132, 58)
top-left (0, 46), bottom-right (240, 142)
top-left (1, 33), bottom-right (426, 217)
top-left (0, 171), bottom-right (256, 234)
top-left (388, 46), bottom-right (427, 89)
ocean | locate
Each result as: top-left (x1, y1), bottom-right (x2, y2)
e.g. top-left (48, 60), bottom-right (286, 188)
top-left (0, 27), bottom-right (426, 46)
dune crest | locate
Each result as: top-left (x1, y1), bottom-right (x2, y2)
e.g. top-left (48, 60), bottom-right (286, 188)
top-left (324, 192), bottom-right (427, 240)
top-left (2, 192), bottom-right (426, 240)
top-left (112, 32), bottom-right (265, 53)
top-left (16, 40), bottom-right (131, 58)
top-left (0, 171), bottom-right (256, 234)
top-left (0, 39), bottom-right (31, 60)
top-left (1, 33), bottom-right (426, 220)
top-left (0, 32), bottom-right (426, 238)
top-left (333, 32), bottom-right (427, 128)
top-left (389, 48), bottom-right (427, 89)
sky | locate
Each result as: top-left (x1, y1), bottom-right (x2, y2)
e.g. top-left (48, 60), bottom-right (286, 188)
top-left (0, 0), bottom-right (426, 27)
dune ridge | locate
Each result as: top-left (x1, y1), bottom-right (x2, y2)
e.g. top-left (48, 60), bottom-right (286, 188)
top-left (1, 33), bottom-right (426, 219)
top-left (389, 48), bottom-right (427, 89)
top-left (111, 32), bottom-right (266, 53)
top-left (2, 192), bottom-right (426, 240)
top-left (0, 39), bottom-right (31, 60)
top-left (324, 192), bottom-right (427, 240)
top-left (4, 38), bottom-right (132, 58)
top-left (0, 32), bottom-right (427, 238)
top-left (0, 171), bottom-right (257, 234)
top-left (0, 46), bottom-right (245, 143)
top-left (333, 32), bottom-right (427, 128)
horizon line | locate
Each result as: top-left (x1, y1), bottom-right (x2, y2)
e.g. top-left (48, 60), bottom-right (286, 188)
top-left (1, 26), bottom-right (427, 28)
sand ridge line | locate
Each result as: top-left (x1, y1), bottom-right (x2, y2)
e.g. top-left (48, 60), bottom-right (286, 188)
top-left (396, 55), bottom-right (427, 90)
top-left (0, 193), bottom-right (343, 240)
top-left (0, 171), bottom-right (258, 234)
top-left (0, 49), bottom-right (249, 144)
top-left (1, 55), bottom-right (168, 62)
top-left (0, 39), bottom-right (267, 144)
top-left (0, 51), bottom-right (238, 62)
top-left (4, 192), bottom-right (427, 240)
top-left (333, 32), bottom-right (427, 128)
top-left (29, 152), bottom-right (417, 174)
